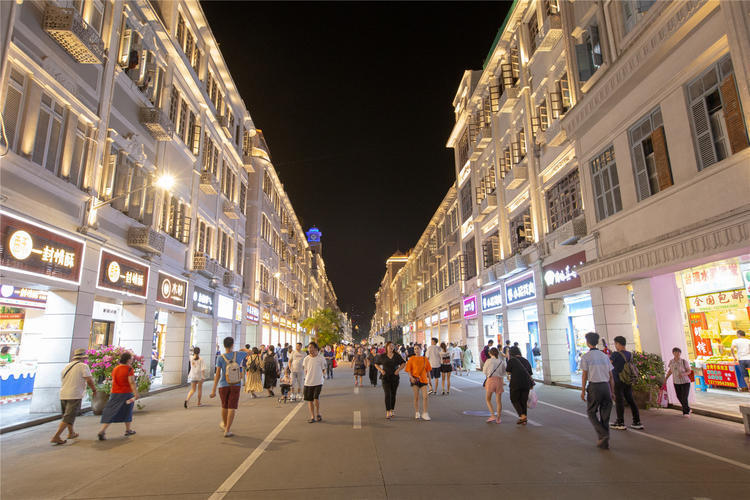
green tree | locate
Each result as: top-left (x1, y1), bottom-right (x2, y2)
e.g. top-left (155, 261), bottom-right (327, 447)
top-left (301, 308), bottom-right (342, 347)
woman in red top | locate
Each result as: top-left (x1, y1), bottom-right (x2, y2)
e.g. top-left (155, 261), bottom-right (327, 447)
top-left (98, 352), bottom-right (139, 440)
top-left (405, 344), bottom-right (431, 421)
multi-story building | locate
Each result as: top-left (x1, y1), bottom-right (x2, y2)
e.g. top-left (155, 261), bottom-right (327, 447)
top-left (374, 1), bottom-right (750, 398)
top-left (0, 0), bottom-right (337, 422)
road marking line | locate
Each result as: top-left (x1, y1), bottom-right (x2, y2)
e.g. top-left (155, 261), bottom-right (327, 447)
top-left (353, 410), bottom-right (362, 429)
top-left (455, 377), bottom-right (483, 386)
top-left (538, 400), bottom-right (750, 471)
top-left (502, 410), bottom-right (542, 426)
top-left (354, 386), bottom-right (360, 395)
top-left (450, 387), bottom-right (464, 392)
top-left (208, 403), bottom-right (303, 500)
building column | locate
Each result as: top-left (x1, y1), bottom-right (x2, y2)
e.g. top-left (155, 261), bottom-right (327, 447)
top-left (161, 311), bottom-right (188, 386)
top-left (119, 303), bottom-right (153, 357)
top-left (590, 285), bottom-right (635, 348)
top-left (538, 298), bottom-right (572, 384)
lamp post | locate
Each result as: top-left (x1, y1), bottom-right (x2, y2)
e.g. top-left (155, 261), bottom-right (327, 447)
top-left (79, 174), bottom-right (175, 232)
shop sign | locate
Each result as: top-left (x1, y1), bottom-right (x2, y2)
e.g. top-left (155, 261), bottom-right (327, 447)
top-left (543, 251), bottom-right (586, 295)
top-left (246, 303), bottom-right (260, 322)
top-left (742, 262), bottom-right (750, 297)
top-left (1, 210), bottom-right (86, 285)
top-left (262, 311), bottom-right (271, 323)
top-left (0, 285), bottom-right (48, 309)
top-left (687, 290), bottom-right (745, 313)
top-left (505, 271), bottom-right (536, 306)
top-left (235, 302), bottom-right (242, 322)
top-left (424, 315), bottom-right (432, 327)
top-left (192, 287), bottom-right (214, 315)
top-left (439, 309), bottom-right (449, 324)
top-left (481, 287), bottom-right (503, 312)
top-left (217, 294), bottom-right (233, 320)
top-left (704, 363), bottom-right (739, 388)
top-left (463, 295), bottom-right (478, 319)
top-left (450, 304), bottom-right (461, 322)
top-left (687, 313), bottom-right (713, 357)
top-left (680, 262), bottom-right (743, 297)
top-left (417, 319), bottom-right (424, 330)
top-left (155, 272), bottom-right (187, 309)
top-left (97, 249), bottom-right (149, 298)
top-left (272, 314), bottom-right (279, 324)
top-left (431, 313), bottom-right (439, 325)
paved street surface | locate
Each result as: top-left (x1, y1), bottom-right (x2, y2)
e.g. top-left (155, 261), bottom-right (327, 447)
top-left (2, 367), bottom-right (749, 500)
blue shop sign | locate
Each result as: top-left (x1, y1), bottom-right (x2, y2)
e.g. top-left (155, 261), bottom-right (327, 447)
top-left (481, 287), bottom-right (503, 311)
top-left (505, 272), bottom-right (536, 306)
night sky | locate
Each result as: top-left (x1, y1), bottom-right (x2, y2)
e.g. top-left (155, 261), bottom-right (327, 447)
top-left (201, 1), bottom-right (510, 336)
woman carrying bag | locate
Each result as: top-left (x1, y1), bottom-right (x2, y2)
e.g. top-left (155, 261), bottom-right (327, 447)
top-left (665, 347), bottom-right (692, 416)
top-left (482, 347), bottom-right (506, 423)
top-left (506, 346), bottom-right (534, 425)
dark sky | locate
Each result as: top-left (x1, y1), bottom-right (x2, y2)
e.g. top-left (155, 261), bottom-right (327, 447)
top-left (201, 1), bottom-right (510, 334)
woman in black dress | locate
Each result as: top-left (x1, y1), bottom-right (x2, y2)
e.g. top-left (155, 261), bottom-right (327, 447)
top-left (352, 347), bottom-right (367, 387)
top-left (505, 346), bottom-right (534, 424)
top-left (375, 342), bottom-right (406, 419)
top-left (263, 345), bottom-right (279, 397)
top-left (366, 347), bottom-right (378, 387)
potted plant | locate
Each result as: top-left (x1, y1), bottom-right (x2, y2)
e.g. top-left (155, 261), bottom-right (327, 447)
top-left (84, 346), bottom-right (150, 414)
top-left (631, 351), bottom-right (666, 409)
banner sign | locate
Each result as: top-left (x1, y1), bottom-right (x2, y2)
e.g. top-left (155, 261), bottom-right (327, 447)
top-left (156, 271), bottom-right (187, 308)
top-left (505, 271), bottom-right (536, 306)
top-left (0, 285), bottom-right (48, 309)
top-left (193, 286), bottom-right (214, 315)
top-left (246, 302), bottom-right (260, 322)
top-left (463, 295), bottom-right (478, 319)
top-left (543, 251), bottom-right (586, 295)
top-left (687, 290), bottom-right (745, 313)
top-left (450, 304), bottom-right (461, 322)
top-left (704, 363), bottom-right (738, 388)
top-left (97, 249), bottom-right (149, 298)
top-left (481, 287), bottom-right (503, 311)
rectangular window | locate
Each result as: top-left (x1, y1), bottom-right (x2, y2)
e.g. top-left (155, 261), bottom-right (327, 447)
top-left (262, 170), bottom-right (273, 198)
top-left (457, 129), bottom-right (470, 166)
top-left (482, 231), bottom-right (500, 268)
top-left (260, 265), bottom-right (270, 293)
top-left (621, 0), bottom-right (655, 35)
top-left (546, 169), bottom-right (582, 231)
top-left (32, 94), bottom-right (65, 173)
top-left (460, 182), bottom-right (473, 223)
top-left (590, 145), bottom-right (622, 221)
top-left (1, 68), bottom-right (25, 152)
top-left (629, 107), bottom-right (673, 200)
top-left (527, 12), bottom-right (539, 56)
top-left (463, 237), bottom-right (477, 280)
top-left (687, 55), bottom-right (748, 170)
top-left (538, 99), bottom-right (549, 131)
top-left (178, 99), bottom-right (189, 143)
top-left (576, 22), bottom-right (603, 82)
top-left (67, 121), bottom-right (90, 188)
top-left (239, 182), bottom-right (247, 215)
top-left (510, 208), bottom-right (533, 254)
top-left (169, 86), bottom-right (180, 126)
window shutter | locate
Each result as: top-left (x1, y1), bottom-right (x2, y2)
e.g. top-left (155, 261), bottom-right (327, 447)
top-left (690, 99), bottom-right (717, 170)
top-left (631, 142), bottom-right (650, 201)
top-left (650, 126), bottom-right (673, 190)
top-left (118, 28), bottom-right (132, 67)
top-left (501, 63), bottom-right (514, 88)
top-left (550, 90), bottom-right (562, 115)
top-left (489, 80), bottom-right (501, 112)
top-left (181, 215), bottom-right (191, 244)
top-left (2, 84), bottom-right (23, 151)
top-left (719, 74), bottom-right (749, 154)
top-left (32, 109), bottom-right (51, 166)
top-left (191, 121), bottom-right (201, 156)
top-left (590, 25), bottom-right (603, 66)
top-left (575, 43), bottom-right (593, 82)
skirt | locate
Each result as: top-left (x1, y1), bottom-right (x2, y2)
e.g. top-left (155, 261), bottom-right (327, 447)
top-left (264, 374), bottom-right (278, 389)
top-left (101, 392), bottom-right (134, 423)
top-left (353, 364), bottom-right (366, 376)
top-left (245, 370), bottom-right (263, 393)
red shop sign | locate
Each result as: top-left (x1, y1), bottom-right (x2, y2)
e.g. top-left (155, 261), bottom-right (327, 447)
top-left (703, 363), bottom-right (738, 388)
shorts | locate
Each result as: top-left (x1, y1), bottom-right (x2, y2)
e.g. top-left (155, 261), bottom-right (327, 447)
top-left (485, 377), bottom-right (504, 395)
top-left (430, 367), bottom-right (442, 379)
top-left (60, 399), bottom-right (82, 424)
top-left (441, 364), bottom-right (453, 373)
top-left (452, 359), bottom-right (462, 369)
top-left (411, 380), bottom-right (427, 388)
top-left (739, 359), bottom-right (750, 376)
top-left (303, 384), bottom-right (322, 401)
top-left (219, 385), bottom-right (241, 409)
top-left (280, 384), bottom-right (291, 396)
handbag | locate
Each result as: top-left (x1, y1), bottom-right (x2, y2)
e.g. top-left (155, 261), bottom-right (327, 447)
top-left (657, 384), bottom-right (669, 407)
top-left (684, 358), bottom-right (695, 382)
top-left (527, 388), bottom-right (538, 409)
top-left (332, 359), bottom-right (338, 368)
top-left (482, 359), bottom-right (503, 387)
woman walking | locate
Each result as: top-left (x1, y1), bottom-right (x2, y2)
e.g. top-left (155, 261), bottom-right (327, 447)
top-left (244, 347), bottom-right (263, 398)
top-left (263, 346), bottom-right (279, 397)
top-left (97, 352), bottom-right (138, 440)
top-left (405, 344), bottom-right (431, 420)
top-left (184, 347), bottom-right (206, 408)
top-left (665, 347), bottom-right (692, 416)
top-left (506, 346), bottom-right (534, 425)
top-left (375, 342), bottom-right (406, 419)
top-left (352, 347), bottom-right (367, 387)
top-left (482, 348), bottom-right (506, 423)
top-left (462, 345), bottom-right (474, 374)
top-left (439, 342), bottom-right (452, 395)
top-left (367, 346), bottom-right (379, 387)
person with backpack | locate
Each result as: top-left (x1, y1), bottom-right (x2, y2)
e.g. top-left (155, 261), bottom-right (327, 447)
top-left (184, 347), bottom-right (206, 408)
top-left (610, 336), bottom-right (643, 430)
top-left (209, 336), bottom-right (247, 438)
top-left (479, 340), bottom-right (493, 369)
top-left (263, 345), bottom-right (279, 397)
top-left (244, 347), bottom-right (263, 398)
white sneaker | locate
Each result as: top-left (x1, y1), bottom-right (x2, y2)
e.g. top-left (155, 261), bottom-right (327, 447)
top-left (421, 412), bottom-right (431, 421)
top-left (415, 412), bottom-right (421, 420)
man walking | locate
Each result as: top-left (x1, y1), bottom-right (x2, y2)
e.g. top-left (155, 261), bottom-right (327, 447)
top-left (532, 343), bottom-right (542, 374)
top-left (303, 342), bottom-right (327, 423)
top-left (580, 332), bottom-right (615, 449)
top-left (210, 336), bottom-right (247, 438)
top-left (731, 330), bottom-right (750, 391)
top-left (289, 342), bottom-right (306, 401)
top-left (610, 336), bottom-right (643, 430)
top-left (50, 348), bottom-right (96, 445)
top-left (425, 338), bottom-right (442, 394)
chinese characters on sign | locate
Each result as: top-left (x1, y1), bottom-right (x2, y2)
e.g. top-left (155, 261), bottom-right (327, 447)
top-left (463, 295), bottom-right (478, 319)
top-left (543, 251), bottom-right (586, 295)
top-left (704, 363), bottom-right (738, 388)
top-left (505, 271), bottom-right (536, 306)
top-left (97, 249), bottom-right (149, 298)
top-left (687, 313), bottom-right (713, 357)
top-left (439, 309), bottom-right (449, 324)
top-left (193, 287), bottom-right (214, 315)
top-left (156, 272), bottom-right (187, 308)
top-left (481, 287), bottom-right (503, 312)
top-left (246, 303), bottom-right (260, 322)
top-left (0, 285), bottom-right (48, 309)
top-left (1, 211), bottom-right (85, 284)
top-left (450, 304), bottom-right (461, 322)
top-left (686, 290), bottom-right (746, 313)
top-left (680, 262), bottom-right (743, 297)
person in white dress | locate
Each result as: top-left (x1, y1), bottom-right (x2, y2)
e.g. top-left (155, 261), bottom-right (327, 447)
top-left (184, 347), bottom-right (206, 408)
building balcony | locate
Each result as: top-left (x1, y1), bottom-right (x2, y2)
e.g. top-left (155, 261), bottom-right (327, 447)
top-left (503, 162), bottom-right (528, 190)
top-left (497, 87), bottom-right (519, 114)
top-left (222, 201), bottom-right (241, 219)
top-left (544, 118), bottom-right (566, 146)
top-left (139, 107), bottom-right (172, 141)
top-left (479, 191), bottom-right (498, 214)
top-left (223, 270), bottom-right (243, 291)
top-left (502, 253), bottom-right (528, 278)
top-left (193, 251), bottom-right (221, 278)
top-left (218, 115), bottom-right (232, 139)
top-left (470, 125), bottom-right (492, 161)
top-left (199, 170), bottom-right (219, 195)
top-left (547, 214), bottom-right (587, 248)
top-left (127, 226), bottom-right (166, 255)
top-left (241, 153), bottom-right (255, 172)
top-left (536, 14), bottom-right (563, 52)
top-left (43, 6), bottom-right (105, 64)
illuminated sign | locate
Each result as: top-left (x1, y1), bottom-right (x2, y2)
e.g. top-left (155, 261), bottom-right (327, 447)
top-left (156, 271), bottom-right (187, 308)
top-left (217, 294), bottom-right (233, 320)
top-left (680, 261), bottom-right (743, 297)
top-left (1, 211), bottom-right (85, 285)
top-left (306, 227), bottom-right (322, 243)
top-left (481, 287), bottom-right (503, 311)
top-left (246, 302), bottom-right (260, 322)
top-left (439, 309), bottom-right (449, 323)
top-left (0, 285), bottom-right (48, 309)
top-left (543, 251), bottom-right (586, 295)
top-left (450, 304), bottom-right (461, 322)
top-left (272, 314), bottom-right (279, 324)
top-left (235, 302), bottom-right (242, 322)
top-left (97, 249), bottom-right (149, 298)
top-left (262, 310), bottom-right (271, 323)
top-left (687, 289), bottom-right (746, 313)
top-left (704, 363), bottom-right (739, 388)
top-left (431, 313), bottom-right (439, 325)
top-left (463, 295), bottom-right (478, 319)
top-left (192, 286), bottom-right (214, 315)
top-left (417, 319), bottom-right (424, 330)
top-left (424, 315), bottom-right (432, 327)
top-left (505, 271), bottom-right (536, 306)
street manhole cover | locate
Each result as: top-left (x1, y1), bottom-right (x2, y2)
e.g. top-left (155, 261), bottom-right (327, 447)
top-left (462, 410), bottom-right (493, 417)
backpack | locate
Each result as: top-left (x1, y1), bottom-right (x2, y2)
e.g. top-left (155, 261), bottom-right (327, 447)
top-left (221, 353), bottom-right (242, 385)
top-left (247, 355), bottom-right (260, 373)
top-left (617, 351), bottom-right (639, 385)
top-left (263, 354), bottom-right (278, 377)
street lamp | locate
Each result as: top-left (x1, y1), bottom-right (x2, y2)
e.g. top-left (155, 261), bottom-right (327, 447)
top-left (80, 173), bottom-right (176, 232)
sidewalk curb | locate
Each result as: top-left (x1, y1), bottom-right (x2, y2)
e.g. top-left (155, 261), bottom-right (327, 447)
top-left (0, 383), bottom-right (188, 435)
top-left (534, 379), bottom-right (743, 424)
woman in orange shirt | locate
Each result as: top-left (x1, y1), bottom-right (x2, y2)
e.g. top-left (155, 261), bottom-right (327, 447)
top-left (405, 344), bottom-right (431, 421)
top-left (97, 352), bottom-right (139, 440)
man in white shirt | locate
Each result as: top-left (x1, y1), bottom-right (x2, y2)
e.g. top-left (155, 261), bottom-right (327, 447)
top-left (731, 330), bottom-right (750, 391)
top-left (289, 342), bottom-right (306, 401)
top-left (425, 338), bottom-right (442, 394)
top-left (579, 332), bottom-right (615, 450)
top-left (303, 342), bottom-right (327, 423)
top-left (51, 348), bottom-right (96, 445)
top-left (450, 343), bottom-right (463, 376)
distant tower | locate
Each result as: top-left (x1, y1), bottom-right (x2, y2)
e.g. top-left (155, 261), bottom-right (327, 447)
top-left (306, 226), bottom-right (322, 256)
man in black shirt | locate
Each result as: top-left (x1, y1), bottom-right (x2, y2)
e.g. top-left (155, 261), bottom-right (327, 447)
top-left (610, 336), bottom-right (643, 430)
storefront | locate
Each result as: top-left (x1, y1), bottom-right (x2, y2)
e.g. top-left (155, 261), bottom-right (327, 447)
top-left (504, 271), bottom-right (539, 365)
top-left (153, 271), bottom-right (188, 387)
top-left (216, 293), bottom-right (235, 345)
top-left (462, 294), bottom-right (479, 361)
top-left (481, 286), bottom-right (503, 347)
top-left (261, 310), bottom-right (271, 345)
top-left (190, 286), bottom-right (215, 368)
top-left (416, 318), bottom-right (425, 344)
top-left (439, 309), bottom-right (449, 343)
top-left (675, 256), bottom-right (750, 390)
top-left (449, 304), bottom-right (462, 344)
top-left (245, 302), bottom-right (260, 346)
